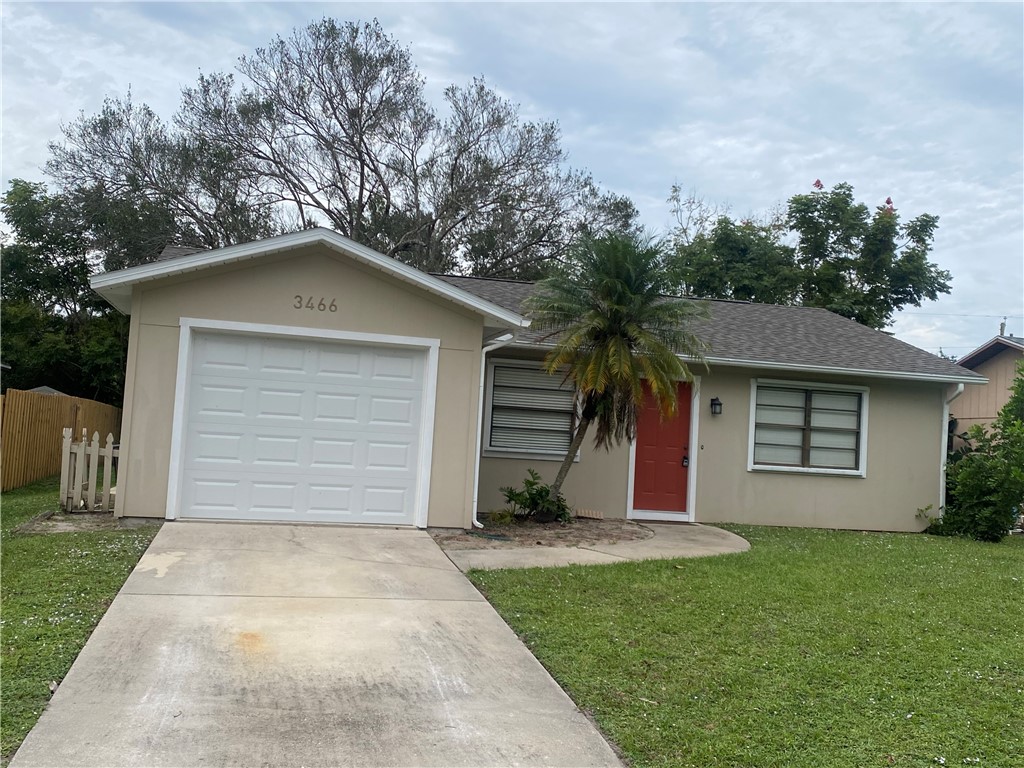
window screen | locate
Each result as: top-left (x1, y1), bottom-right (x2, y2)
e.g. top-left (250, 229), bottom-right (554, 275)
top-left (489, 365), bottom-right (574, 453)
top-left (753, 385), bottom-right (861, 470)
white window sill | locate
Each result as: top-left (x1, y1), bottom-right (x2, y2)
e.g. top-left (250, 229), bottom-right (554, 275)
top-left (482, 448), bottom-right (580, 463)
top-left (748, 464), bottom-right (865, 478)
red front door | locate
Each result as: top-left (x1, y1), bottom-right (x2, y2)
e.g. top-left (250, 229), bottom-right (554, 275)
top-left (632, 381), bottom-right (691, 513)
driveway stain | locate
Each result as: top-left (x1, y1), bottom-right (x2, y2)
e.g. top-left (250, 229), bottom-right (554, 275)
top-left (135, 551), bottom-right (186, 578)
top-left (234, 631), bottom-right (268, 658)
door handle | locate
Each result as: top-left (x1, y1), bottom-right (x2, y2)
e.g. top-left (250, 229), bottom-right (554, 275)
top-left (681, 453), bottom-right (689, 468)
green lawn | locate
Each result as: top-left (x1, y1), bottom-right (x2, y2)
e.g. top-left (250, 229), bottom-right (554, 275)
top-left (470, 526), bottom-right (1024, 768)
top-left (0, 478), bottom-right (158, 762)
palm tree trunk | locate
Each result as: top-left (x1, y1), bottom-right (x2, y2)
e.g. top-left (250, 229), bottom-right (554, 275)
top-left (550, 415), bottom-right (593, 497)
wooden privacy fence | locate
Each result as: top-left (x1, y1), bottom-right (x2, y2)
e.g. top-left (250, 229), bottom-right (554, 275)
top-left (0, 389), bottom-right (122, 491)
top-left (60, 429), bottom-right (118, 512)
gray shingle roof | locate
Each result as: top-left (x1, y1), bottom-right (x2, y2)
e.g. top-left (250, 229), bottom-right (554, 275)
top-left (156, 245), bottom-right (206, 261)
top-left (436, 275), bottom-right (982, 382)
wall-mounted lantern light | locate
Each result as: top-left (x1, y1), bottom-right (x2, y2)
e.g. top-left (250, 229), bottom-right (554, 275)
top-left (710, 397), bottom-right (723, 416)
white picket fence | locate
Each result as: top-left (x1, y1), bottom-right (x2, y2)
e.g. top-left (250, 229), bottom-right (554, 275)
top-left (59, 428), bottom-right (118, 513)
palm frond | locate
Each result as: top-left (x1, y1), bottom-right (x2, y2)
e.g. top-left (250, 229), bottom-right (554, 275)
top-left (525, 231), bottom-right (709, 452)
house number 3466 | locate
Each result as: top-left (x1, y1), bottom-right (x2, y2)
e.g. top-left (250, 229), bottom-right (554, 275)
top-left (293, 295), bottom-right (338, 312)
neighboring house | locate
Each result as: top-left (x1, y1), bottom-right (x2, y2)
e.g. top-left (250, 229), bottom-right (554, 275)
top-left (950, 334), bottom-right (1024, 435)
top-left (90, 229), bottom-right (984, 533)
top-left (28, 385), bottom-right (69, 396)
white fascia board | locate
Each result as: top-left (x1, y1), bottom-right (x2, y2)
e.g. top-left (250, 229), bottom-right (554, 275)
top-left (90, 228), bottom-right (530, 329)
top-left (502, 341), bottom-right (987, 385)
top-left (703, 356), bottom-right (988, 385)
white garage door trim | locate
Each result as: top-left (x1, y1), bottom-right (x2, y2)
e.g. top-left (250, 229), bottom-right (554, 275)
top-left (166, 317), bottom-right (440, 528)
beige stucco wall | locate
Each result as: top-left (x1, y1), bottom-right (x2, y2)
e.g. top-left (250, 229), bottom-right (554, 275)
top-left (953, 349), bottom-right (1022, 433)
top-left (115, 244), bottom-right (483, 528)
top-left (694, 368), bottom-right (945, 531)
top-left (477, 443), bottom-right (631, 520)
top-left (476, 348), bottom-right (631, 519)
top-left (479, 358), bottom-right (948, 532)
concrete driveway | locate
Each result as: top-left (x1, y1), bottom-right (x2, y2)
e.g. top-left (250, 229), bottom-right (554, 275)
top-left (11, 523), bottom-right (622, 768)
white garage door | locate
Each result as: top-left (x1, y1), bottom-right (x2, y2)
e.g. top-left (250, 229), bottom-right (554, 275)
top-left (178, 332), bottom-right (426, 525)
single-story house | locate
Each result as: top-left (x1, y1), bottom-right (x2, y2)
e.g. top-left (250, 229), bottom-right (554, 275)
top-left (90, 229), bottom-right (985, 533)
top-left (950, 333), bottom-right (1023, 435)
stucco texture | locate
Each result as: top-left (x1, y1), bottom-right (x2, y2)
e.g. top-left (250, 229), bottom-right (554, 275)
top-left (115, 245), bottom-right (483, 528)
top-left (477, 443), bottom-right (631, 521)
top-left (476, 349), bottom-right (631, 520)
top-left (694, 368), bottom-right (945, 532)
top-left (481, 363), bottom-right (946, 532)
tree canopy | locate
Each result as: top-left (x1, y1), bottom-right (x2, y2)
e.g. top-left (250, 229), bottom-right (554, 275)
top-left (1, 181), bottom-right (130, 403)
top-left (46, 18), bottom-right (636, 278)
top-left (669, 181), bottom-right (952, 329)
top-left (5, 16), bottom-right (958, 405)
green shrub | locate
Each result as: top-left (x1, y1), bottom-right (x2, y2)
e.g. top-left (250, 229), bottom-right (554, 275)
top-left (932, 426), bottom-right (1021, 541)
top-left (484, 507), bottom-right (516, 525)
top-left (933, 362), bottom-right (1024, 542)
top-left (499, 469), bottom-right (572, 524)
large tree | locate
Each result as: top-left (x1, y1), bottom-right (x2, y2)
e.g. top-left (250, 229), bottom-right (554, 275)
top-left (525, 232), bottom-right (707, 496)
top-left (787, 181), bottom-right (950, 328)
top-left (669, 181), bottom-right (952, 329)
top-left (1, 180), bottom-right (130, 403)
top-left (48, 18), bottom-right (634, 277)
top-left (0, 180), bottom-right (94, 316)
top-left (48, 93), bottom-right (280, 262)
top-left (671, 216), bottom-right (801, 305)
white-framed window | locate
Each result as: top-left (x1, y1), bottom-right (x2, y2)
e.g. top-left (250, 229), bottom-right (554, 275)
top-left (484, 359), bottom-right (575, 457)
top-left (748, 379), bottom-right (869, 477)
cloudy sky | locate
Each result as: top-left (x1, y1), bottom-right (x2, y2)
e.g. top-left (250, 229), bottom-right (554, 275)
top-left (2, 2), bottom-right (1022, 356)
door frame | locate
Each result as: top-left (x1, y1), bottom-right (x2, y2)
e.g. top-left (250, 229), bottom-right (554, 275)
top-left (166, 317), bottom-right (440, 528)
top-left (626, 376), bottom-right (700, 523)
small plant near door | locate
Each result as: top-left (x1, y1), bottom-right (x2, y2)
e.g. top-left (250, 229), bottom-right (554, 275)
top-left (499, 469), bottom-right (572, 524)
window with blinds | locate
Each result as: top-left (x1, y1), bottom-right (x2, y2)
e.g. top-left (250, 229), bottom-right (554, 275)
top-left (752, 384), bottom-right (863, 471)
top-left (488, 363), bottom-right (575, 454)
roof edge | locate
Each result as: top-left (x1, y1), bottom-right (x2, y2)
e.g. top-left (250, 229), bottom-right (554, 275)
top-left (957, 335), bottom-right (1024, 369)
top-left (90, 228), bottom-right (530, 329)
top-left (702, 356), bottom-right (987, 385)
top-left (501, 341), bottom-right (986, 384)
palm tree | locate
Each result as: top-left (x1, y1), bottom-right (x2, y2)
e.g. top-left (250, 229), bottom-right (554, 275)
top-left (525, 232), bottom-right (708, 498)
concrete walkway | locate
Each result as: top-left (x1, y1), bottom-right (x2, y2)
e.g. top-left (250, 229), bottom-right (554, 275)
top-left (11, 523), bottom-right (622, 768)
top-left (444, 523), bottom-right (750, 572)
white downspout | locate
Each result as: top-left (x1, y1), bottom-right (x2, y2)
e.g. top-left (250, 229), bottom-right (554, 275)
top-left (471, 332), bottom-right (517, 528)
top-left (939, 383), bottom-right (965, 516)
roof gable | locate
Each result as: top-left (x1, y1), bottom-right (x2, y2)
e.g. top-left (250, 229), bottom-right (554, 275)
top-left (436, 275), bottom-right (984, 384)
top-left (957, 335), bottom-right (1024, 370)
top-left (90, 229), bottom-right (528, 330)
